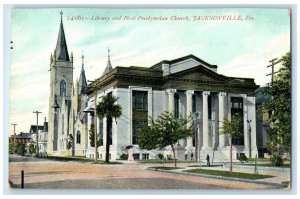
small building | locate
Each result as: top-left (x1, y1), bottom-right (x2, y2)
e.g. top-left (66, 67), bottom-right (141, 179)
top-left (9, 132), bottom-right (32, 144)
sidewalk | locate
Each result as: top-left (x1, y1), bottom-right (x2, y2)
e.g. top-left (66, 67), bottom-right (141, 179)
top-left (147, 163), bottom-right (290, 189)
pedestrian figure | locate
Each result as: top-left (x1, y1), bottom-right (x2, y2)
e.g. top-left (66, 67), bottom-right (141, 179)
top-left (128, 147), bottom-right (134, 161)
top-left (206, 154), bottom-right (210, 167)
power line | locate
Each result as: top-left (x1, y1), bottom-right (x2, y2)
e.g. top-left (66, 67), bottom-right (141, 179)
top-left (33, 111), bottom-right (42, 156)
top-left (266, 58), bottom-right (281, 86)
top-left (11, 123), bottom-right (18, 154)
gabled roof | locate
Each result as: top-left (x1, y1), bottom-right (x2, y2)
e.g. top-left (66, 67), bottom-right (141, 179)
top-left (151, 54), bottom-right (218, 70)
top-left (55, 18), bottom-right (70, 61)
top-left (29, 125), bottom-right (44, 134)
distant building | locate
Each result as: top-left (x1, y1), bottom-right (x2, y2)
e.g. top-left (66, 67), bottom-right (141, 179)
top-left (30, 117), bottom-right (48, 155)
top-left (9, 132), bottom-right (32, 144)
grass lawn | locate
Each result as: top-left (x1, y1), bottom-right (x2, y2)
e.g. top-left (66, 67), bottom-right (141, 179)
top-left (41, 156), bottom-right (122, 164)
top-left (239, 163), bottom-right (290, 168)
top-left (138, 159), bottom-right (202, 164)
top-left (149, 166), bottom-right (184, 170)
top-left (183, 168), bottom-right (275, 180)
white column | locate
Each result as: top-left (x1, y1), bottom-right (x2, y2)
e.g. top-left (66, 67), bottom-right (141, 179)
top-left (202, 91), bottom-right (210, 150)
top-left (185, 90), bottom-right (194, 148)
top-left (167, 89), bottom-right (176, 113)
top-left (243, 95), bottom-right (249, 153)
top-left (218, 92), bottom-right (226, 148)
top-left (247, 96), bottom-right (258, 158)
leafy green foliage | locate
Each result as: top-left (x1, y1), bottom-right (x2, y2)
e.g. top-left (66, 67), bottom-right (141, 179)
top-left (271, 156), bottom-right (284, 167)
top-left (263, 52), bottom-right (291, 155)
top-left (119, 153), bottom-right (128, 160)
top-left (138, 112), bottom-right (193, 150)
top-left (96, 94), bottom-right (122, 162)
top-left (221, 116), bottom-right (243, 172)
top-left (67, 134), bottom-right (74, 150)
top-left (221, 116), bottom-right (243, 139)
top-left (238, 154), bottom-right (248, 163)
top-left (9, 140), bottom-right (26, 156)
top-left (96, 94), bottom-right (122, 120)
top-left (137, 112), bottom-right (193, 167)
top-left (28, 143), bottom-right (36, 156)
top-left (89, 123), bottom-right (101, 148)
top-left (157, 153), bottom-right (164, 160)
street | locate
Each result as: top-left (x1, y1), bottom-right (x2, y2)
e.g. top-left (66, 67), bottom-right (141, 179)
top-left (8, 155), bottom-right (282, 189)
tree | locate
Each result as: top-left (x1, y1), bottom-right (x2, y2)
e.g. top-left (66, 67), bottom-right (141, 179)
top-left (67, 134), bottom-right (74, 156)
top-left (9, 140), bottom-right (26, 156)
top-left (89, 123), bottom-right (101, 147)
top-left (221, 116), bottom-right (243, 172)
top-left (96, 94), bottom-right (122, 162)
top-left (28, 143), bottom-right (36, 156)
top-left (263, 52), bottom-right (291, 157)
top-left (137, 112), bottom-right (193, 168)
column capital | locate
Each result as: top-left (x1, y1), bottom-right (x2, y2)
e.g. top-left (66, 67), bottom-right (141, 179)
top-left (166, 89), bottom-right (177, 94)
top-left (185, 90), bottom-right (194, 95)
top-left (202, 91), bottom-right (210, 96)
top-left (219, 92), bottom-right (227, 96)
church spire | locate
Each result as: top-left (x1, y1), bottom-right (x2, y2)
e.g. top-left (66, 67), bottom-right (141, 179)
top-left (78, 51), bottom-right (87, 94)
top-left (55, 10), bottom-right (70, 61)
top-left (101, 47), bottom-right (113, 76)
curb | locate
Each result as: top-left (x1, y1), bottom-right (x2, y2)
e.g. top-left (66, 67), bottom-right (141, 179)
top-left (146, 168), bottom-right (288, 188)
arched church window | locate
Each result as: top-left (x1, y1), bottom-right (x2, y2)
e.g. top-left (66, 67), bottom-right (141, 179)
top-left (60, 80), bottom-right (67, 96)
top-left (76, 130), bottom-right (81, 144)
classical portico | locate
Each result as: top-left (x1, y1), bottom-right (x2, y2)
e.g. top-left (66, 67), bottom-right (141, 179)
top-left (165, 87), bottom-right (258, 161)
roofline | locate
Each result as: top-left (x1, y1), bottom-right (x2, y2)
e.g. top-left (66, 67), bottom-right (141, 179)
top-left (150, 54), bottom-right (218, 69)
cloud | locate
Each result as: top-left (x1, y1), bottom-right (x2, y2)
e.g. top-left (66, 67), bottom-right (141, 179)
top-left (219, 31), bottom-right (290, 86)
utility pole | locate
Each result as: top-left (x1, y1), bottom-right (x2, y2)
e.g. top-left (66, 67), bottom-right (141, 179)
top-left (247, 120), bottom-right (252, 159)
top-left (94, 90), bottom-right (98, 163)
top-left (11, 123), bottom-right (18, 154)
top-left (33, 111), bottom-right (42, 157)
top-left (266, 58), bottom-right (281, 86)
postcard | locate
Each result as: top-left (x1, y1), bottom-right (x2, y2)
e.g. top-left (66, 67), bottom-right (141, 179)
top-left (7, 6), bottom-right (291, 191)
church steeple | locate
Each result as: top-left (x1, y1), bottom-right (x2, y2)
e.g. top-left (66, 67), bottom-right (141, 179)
top-left (101, 47), bottom-right (113, 76)
top-left (78, 52), bottom-right (87, 94)
top-left (55, 10), bottom-right (70, 61)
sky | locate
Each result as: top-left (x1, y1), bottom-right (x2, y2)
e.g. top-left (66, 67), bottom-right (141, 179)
top-left (8, 7), bottom-right (290, 135)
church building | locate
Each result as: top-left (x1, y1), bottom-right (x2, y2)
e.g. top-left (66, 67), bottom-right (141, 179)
top-left (48, 12), bottom-right (259, 161)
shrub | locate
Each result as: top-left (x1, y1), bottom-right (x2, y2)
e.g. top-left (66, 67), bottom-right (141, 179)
top-left (271, 156), bottom-right (283, 167)
top-left (238, 154), bottom-right (248, 163)
top-left (157, 153), bottom-right (164, 160)
top-left (166, 154), bottom-right (173, 160)
top-left (119, 153), bottom-right (128, 160)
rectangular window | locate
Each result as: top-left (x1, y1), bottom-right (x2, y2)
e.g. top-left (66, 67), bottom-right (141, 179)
top-left (76, 131), bottom-right (81, 144)
top-left (231, 97), bottom-right (244, 145)
top-left (99, 119), bottom-right (103, 146)
top-left (208, 96), bottom-right (212, 119)
top-left (132, 120), bottom-right (146, 144)
top-left (133, 91), bottom-right (148, 110)
top-left (174, 94), bottom-right (179, 119)
top-left (231, 97), bottom-right (243, 116)
top-left (142, 153), bottom-right (149, 160)
top-left (192, 94), bottom-right (196, 113)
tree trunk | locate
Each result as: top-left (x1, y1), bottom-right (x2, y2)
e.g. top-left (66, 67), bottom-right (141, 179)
top-left (230, 136), bottom-right (233, 172)
top-left (171, 145), bottom-right (176, 168)
top-left (105, 116), bottom-right (112, 162)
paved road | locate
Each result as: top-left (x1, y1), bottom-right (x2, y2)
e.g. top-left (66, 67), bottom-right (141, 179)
top-left (8, 155), bottom-right (281, 190)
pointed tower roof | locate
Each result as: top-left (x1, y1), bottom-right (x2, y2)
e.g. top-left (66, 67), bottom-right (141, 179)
top-left (101, 48), bottom-right (113, 76)
top-left (55, 10), bottom-right (70, 61)
top-left (78, 53), bottom-right (87, 94)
